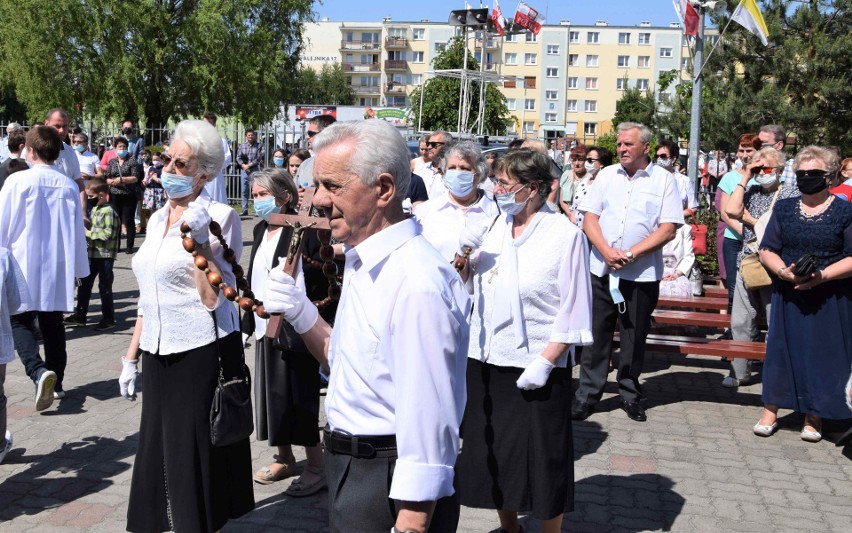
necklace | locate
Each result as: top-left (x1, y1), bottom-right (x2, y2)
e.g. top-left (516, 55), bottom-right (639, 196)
top-left (799, 195), bottom-right (833, 219)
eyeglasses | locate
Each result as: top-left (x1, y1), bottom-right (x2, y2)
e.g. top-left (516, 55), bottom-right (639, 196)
top-left (585, 157), bottom-right (599, 164)
top-left (306, 130), bottom-right (319, 138)
top-left (795, 169), bottom-right (829, 179)
top-left (655, 154), bottom-right (671, 160)
top-left (160, 153), bottom-right (191, 170)
top-left (426, 141), bottom-right (445, 149)
top-left (493, 181), bottom-right (529, 194)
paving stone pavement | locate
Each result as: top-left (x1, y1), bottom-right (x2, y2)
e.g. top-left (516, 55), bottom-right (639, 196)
top-left (1, 216), bottom-right (850, 532)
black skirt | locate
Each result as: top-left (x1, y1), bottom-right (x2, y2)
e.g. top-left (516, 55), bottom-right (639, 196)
top-left (254, 336), bottom-right (320, 447)
top-left (455, 359), bottom-right (574, 520)
top-left (127, 332), bottom-right (255, 533)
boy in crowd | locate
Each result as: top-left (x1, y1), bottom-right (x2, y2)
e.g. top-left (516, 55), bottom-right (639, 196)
top-left (65, 179), bottom-right (119, 330)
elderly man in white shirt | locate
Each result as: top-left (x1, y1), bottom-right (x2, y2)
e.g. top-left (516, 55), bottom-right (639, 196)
top-left (573, 122), bottom-right (684, 423)
top-left (265, 119), bottom-right (470, 533)
top-left (415, 130), bottom-right (453, 199)
top-left (0, 125), bottom-right (89, 410)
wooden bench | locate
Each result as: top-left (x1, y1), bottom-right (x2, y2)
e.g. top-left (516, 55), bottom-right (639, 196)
top-left (658, 296), bottom-right (728, 311)
top-left (702, 286), bottom-right (727, 298)
top-left (652, 309), bottom-right (731, 328)
top-left (614, 333), bottom-right (765, 360)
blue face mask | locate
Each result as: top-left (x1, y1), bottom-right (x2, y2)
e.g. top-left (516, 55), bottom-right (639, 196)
top-left (254, 197), bottom-right (280, 221)
top-left (161, 171), bottom-right (195, 199)
top-left (443, 169), bottom-right (476, 198)
top-left (74, 144), bottom-right (85, 153)
top-left (116, 149), bottom-right (129, 158)
top-left (273, 157), bottom-right (285, 167)
top-left (494, 184), bottom-right (530, 216)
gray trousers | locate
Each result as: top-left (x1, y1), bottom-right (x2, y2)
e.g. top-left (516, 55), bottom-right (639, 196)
top-left (0, 364), bottom-right (6, 445)
top-left (730, 275), bottom-right (771, 379)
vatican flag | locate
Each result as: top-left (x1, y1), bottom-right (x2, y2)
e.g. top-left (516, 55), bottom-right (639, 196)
top-left (731, 0), bottom-right (769, 46)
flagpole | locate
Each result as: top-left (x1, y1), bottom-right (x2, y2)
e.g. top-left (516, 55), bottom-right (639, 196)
top-left (694, 8), bottom-right (738, 81)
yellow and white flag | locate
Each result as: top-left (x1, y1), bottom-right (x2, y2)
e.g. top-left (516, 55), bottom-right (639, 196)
top-left (731, 0), bottom-right (769, 46)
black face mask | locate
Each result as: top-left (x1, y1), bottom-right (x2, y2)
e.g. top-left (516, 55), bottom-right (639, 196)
top-left (122, 127), bottom-right (132, 135)
top-left (86, 197), bottom-right (99, 212)
top-left (796, 175), bottom-right (828, 195)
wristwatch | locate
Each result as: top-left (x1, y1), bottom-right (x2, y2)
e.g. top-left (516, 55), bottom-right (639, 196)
top-left (625, 250), bottom-right (635, 263)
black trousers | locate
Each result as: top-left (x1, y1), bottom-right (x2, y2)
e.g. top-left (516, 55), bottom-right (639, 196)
top-left (74, 258), bottom-right (114, 323)
top-left (325, 445), bottom-right (460, 533)
top-left (109, 193), bottom-right (136, 251)
top-left (575, 274), bottom-right (660, 405)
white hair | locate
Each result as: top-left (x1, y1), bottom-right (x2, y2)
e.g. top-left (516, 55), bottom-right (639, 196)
top-left (617, 122), bottom-right (652, 144)
top-left (312, 120), bottom-right (411, 201)
top-left (172, 119), bottom-right (225, 180)
top-left (441, 141), bottom-right (488, 182)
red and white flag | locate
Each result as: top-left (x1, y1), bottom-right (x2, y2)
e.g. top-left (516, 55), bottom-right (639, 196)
top-left (491, 0), bottom-right (506, 36)
top-left (674, 0), bottom-right (700, 36)
top-left (514, 1), bottom-right (546, 35)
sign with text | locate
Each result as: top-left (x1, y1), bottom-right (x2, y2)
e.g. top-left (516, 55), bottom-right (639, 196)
top-left (295, 106), bottom-right (337, 120)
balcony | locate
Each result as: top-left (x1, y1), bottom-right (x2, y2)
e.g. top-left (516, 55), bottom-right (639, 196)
top-left (484, 62), bottom-right (501, 72)
top-left (384, 36), bottom-right (409, 48)
top-left (384, 59), bottom-right (408, 71)
top-left (349, 84), bottom-right (381, 95)
top-left (343, 62), bottom-right (381, 73)
top-left (385, 82), bottom-right (408, 95)
top-left (340, 40), bottom-right (381, 51)
top-left (474, 38), bottom-right (499, 50)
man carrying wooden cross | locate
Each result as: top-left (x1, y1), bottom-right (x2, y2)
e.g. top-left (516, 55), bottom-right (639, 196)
top-left (264, 119), bottom-right (471, 533)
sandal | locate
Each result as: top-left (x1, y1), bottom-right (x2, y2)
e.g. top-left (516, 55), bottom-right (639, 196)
top-left (253, 455), bottom-right (300, 485)
top-left (284, 465), bottom-right (327, 497)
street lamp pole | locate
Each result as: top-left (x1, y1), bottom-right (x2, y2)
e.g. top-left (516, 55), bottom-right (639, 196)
top-left (686, 4), bottom-right (705, 192)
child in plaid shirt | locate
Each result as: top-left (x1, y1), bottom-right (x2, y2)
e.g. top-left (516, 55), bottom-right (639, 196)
top-left (65, 179), bottom-right (119, 330)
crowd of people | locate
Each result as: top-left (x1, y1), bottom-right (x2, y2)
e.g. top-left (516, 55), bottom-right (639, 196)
top-left (0, 108), bottom-right (850, 533)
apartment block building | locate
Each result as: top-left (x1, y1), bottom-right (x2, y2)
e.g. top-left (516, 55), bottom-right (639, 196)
top-left (301, 17), bottom-right (714, 141)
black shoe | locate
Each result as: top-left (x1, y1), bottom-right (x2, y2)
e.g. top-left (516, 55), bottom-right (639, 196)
top-left (240, 211), bottom-right (249, 217)
top-left (64, 315), bottom-right (86, 327)
top-left (94, 321), bottom-right (116, 331)
top-left (571, 399), bottom-right (593, 421)
top-left (621, 399), bottom-right (647, 422)
top-left (720, 329), bottom-right (733, 340)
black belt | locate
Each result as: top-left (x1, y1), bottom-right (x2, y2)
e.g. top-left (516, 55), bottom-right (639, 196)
top-left (323, 428), bottom-right (397, 459)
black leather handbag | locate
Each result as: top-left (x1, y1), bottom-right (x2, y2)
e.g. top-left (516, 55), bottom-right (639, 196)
top-left (791, 253), bottom-right (818, 278)
top-left (209, 312), bottom-right (254, 447)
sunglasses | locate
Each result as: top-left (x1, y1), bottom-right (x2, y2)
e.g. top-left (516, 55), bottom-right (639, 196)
top-left (585, 157), bottom-right (599, 164)
top-left (656, 154), bottom-right (671, 160)
top-left (795, 169), bottom-right (829, 179)
top-left (426, 141), bottom-right (445, 148)
top-left (756, 166), bottom-right (777, 175)
top-left (306, 130), bottom-right (319, 138)
top-left (160, 153), bottom-right (190, 170)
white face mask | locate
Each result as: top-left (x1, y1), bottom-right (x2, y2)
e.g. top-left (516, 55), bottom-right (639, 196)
top-left (584, 161), bottom-right (597, 175)
top-left (755, 171), bottom-right (778, 188)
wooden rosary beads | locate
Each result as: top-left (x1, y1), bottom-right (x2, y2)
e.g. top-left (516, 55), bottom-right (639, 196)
top-left (300, 229), bottom-right (342, 310)
top-left (180, 221), bottom-right (270, 319)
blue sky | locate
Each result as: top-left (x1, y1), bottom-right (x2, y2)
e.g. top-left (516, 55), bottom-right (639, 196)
top-left (313, 0), bottom-right (686, 27)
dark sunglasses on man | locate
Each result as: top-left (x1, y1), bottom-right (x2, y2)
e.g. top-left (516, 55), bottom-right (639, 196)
top-left (426, 141), bottom-right (445, 149)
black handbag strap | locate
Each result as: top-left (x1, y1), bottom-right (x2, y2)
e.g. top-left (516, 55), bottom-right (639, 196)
top-left (209, 310), bottom-right (247, 383)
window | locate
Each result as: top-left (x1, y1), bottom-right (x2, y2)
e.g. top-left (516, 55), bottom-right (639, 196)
top-left (411, 74), bottom-right (423, 85)
top-left (546, 67), bottom-right (558, 78)
top-left (524, 53), bottom-right (537, 65)
top-left (566, 100), bottom-right (578, 112)
top-left (617, 55), bottom-right (630, 67)
top-left (505, 52), bottom-right (517, 65)
top-left (584, 100), bottom-right (597, 112)
top-left (660, 47), bottom-right (673, 58)
top-left (547, 44), bottom-right (560, 55)
top-left (639, 32), bottom-right (651, 45)
top-left (587, 32), bottom-right (599, 44)
top-left (387, 96), bottom-right (406, 107)
top-left (636, 79), bottom-right (649, 90)
top-left (568, 54), bottom-right (578, 66)
top-left (586, 55), bottom-right (599, 67)
top-left (681, 57), bottom-right (690, 70)
top-left (506, 33), bottom-right (518, 42)
top-left (567, 77), bottom-right (578, 89)
top-left (412, 51), bottom-right (424, 63)
top-left (412, 28), bottom-right (425, 40)
top-left (545, 113), bottom-right (557, 123)
top-left (638, 55), bottom-right (650, 68)
top-left (359, 97), bottom-right (376, 106)
top-left (618, 32), bottom-right (631, 45)
top-left (435, 42), bottom-right (446, 53)
top-left (616, 78), bottom-right (626, 90)
top-left (586, 77), bottom-right (598, 89)
top-left (507, 98), bottom-right (517, 111)
top-left (546, 90), bottom-right (558, 100)
top-left (682, 35), bottom-right (690, 47)
top-left (525, 32), bottom-right (537, 42)
top-left (524, 76), bottom-right (536, 89)
top-left (523, 121), bottom-right (535, 133)
top-left (569, 31), bottom-right (580, 43)
top-left (524, 98), bottom-right (536, 111)
top-left (584, 122), bottom-right (597, 136)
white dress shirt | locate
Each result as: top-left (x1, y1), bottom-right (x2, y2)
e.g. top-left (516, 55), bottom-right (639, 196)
top-left (415, 163), bottom-right (448, 199)
top-left (76, 150), bottom-right (101, 179)
top-left (0, 248), bottom-right (30, 364)
top-left (325, 218), bottom-right (471, 502)
top-left (132, 191), bottom-right (242, 355)
top-left (468, 207), bottom-right (593, 369)
top-left (203, 137), bottom-right (231, 203)
top-left (578, 162), bottom-right (684, 282)
top-left (415, 191), bottom-right (499, 262)
top-left (674, 172), bottom-right (699, 210)
top-left (0, 165), bottom-right (89, 312)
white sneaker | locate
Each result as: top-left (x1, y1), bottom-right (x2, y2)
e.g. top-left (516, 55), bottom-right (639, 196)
top-left (53, 390), bottom-right (66, 399)
top-left (35, 370), bottom-right (57, 411)
top-left (0, 431), bottom-right (12, 464)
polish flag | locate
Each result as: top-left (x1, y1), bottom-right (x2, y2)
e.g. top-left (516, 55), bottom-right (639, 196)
top-left (514, 1), bottom-right (546, 35)
top-left (491, 0), bottom-right (506, 36)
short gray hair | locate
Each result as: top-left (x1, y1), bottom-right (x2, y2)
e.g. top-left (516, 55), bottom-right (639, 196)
top-left (253, 168), bottom-right (298, 211)
top-left (172, 119), bottom-right (225, 181)
top-left (440, 141), bottom-right (488, 182)
top-left (794, 145), bottom-right (840, 174)
top-left (759, 124), bottom-right (786, 145)
top-left (5, 122), bottom-right (22, 133)
top-left (429, 130), bottom-right (454, 142)
top-left (313, 120), bottom-right (411, 201)
top-left (617, 122), bottom-right (652, 144)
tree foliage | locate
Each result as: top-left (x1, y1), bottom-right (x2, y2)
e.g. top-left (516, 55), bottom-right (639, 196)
top-left (0, 0), bottom-right (314, 127)
top-left (290, 64), bottom-right (355, 105)
top-left (612, 84), bottom-right (657, 131)
top-left (409, 36), bottom-right (514, 134)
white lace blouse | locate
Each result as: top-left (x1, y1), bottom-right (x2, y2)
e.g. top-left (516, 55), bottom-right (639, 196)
top-left (132, 192), bottom-right (242, 355)
top-left (468, 206), bottom-right (594, 369)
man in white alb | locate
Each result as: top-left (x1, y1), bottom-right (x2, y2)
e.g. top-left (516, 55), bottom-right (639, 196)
top-left (264, 119), bottom-right (470, 533)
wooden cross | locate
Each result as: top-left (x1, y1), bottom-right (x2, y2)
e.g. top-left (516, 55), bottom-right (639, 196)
top-left (264, 186), bottom-right (330, 339)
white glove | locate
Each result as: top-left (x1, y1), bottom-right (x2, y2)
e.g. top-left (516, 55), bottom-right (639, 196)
top-left (516, 355), bottom-right (555, 390)
top-left (181, 201), bottom-right (212, 244)
top-left (459, 222), bottom-right (489, 255)
top-left (119, 357), bottom-right (138, 400)
top-left (264, 267), bottom-right (319, 334)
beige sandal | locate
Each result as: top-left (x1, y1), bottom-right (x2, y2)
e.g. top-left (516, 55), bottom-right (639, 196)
top-left (253, 455), bottom-right (300, 485)
top-left (284, 465), bottom-right (327, 497)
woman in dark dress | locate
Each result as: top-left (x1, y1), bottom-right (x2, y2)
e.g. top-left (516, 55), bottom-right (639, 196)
top-left (242, 168), bottom-right (337, 496)
top-left (104, 136), bottom-right (142, 253)
top-left (755, 146), bottom-right (852, 442)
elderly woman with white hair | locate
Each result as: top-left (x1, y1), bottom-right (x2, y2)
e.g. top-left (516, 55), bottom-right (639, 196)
top-left (415, 141), bottom-right (498, 262)
top-left (122, 120), bottom-right (254, 532)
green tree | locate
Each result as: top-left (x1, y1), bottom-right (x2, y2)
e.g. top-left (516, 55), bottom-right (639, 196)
top-left (612, 83), bottom-right (657, 131)
top-left (0, 0), bottom-right (313, 127)
top-left (409, 36), bottom-right (514, 134)
top-left (289, 63), bottom-right (355, 105)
